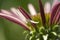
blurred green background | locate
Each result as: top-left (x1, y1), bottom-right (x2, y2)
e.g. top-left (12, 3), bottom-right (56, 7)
top-left (0, 0), bottom-right (52, 40)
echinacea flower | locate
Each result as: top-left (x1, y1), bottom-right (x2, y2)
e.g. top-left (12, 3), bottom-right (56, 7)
top-left (0, 0), bottom-right (60, 40)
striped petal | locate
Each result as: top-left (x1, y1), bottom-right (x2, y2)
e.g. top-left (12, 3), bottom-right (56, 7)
top-left (18, 7), bottom-right (31, 20)
top-left (28, 4), bottom-right (37, 15)
top-left (39, 0), bottom-right (46, 26)
top-left (10, 8), bottom-right (19, 16)
top-left (50, 3), bottom-right (60, 25)
top-left (52, 6), bottom-right (60, 24)
top-left (10, 8), bottom-right (27, 23)
top-left (1, 9), bottom-right (21, 19)
top-left (0, 13), bottom-right (30, 31)
top-left (18, 7), bottom-right (38, 28)
top-left (55, 12), bottom-right (60, 24)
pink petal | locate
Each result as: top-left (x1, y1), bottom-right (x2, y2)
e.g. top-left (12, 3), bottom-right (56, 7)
top-left (28, 4), bottom-right (37, 15)
top-left (44, 2), bottom-right (51, 13)
top-left (55, 12), bottom-right (60, 24)
top-left (10, 8), bottom-right (27, 23)
top-left (1, 9), bottom-right (12, 15)
top-left (18, 7), bottom-right (31, 20)
top-left (0, 13), bottom-right (30, 31)
top-left (50, 3), bottom-right (60, 25)
top-left (52, 6), bottom-right (60, 24)
top-left (1, 9), bottom-right (20, 19)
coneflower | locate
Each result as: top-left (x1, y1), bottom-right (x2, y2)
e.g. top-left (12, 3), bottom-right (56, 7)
top-left (0, 0), bottom-right (60, 40)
